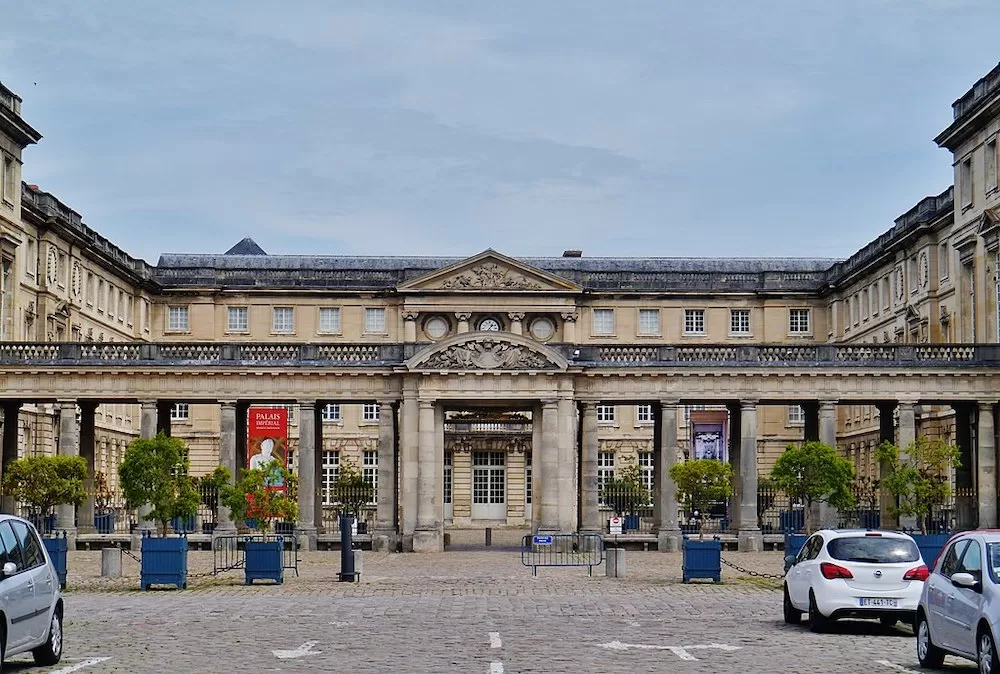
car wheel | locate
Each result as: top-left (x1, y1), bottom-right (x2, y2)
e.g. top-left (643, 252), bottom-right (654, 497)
top-left (915, 614), bottom-right (945, 668)
top-left (980, 627), bottom-right (1000, 674)
top-left (32, 609), bottom-right (62, 667)
top-left (808, 592), bottom-right (829, 633)
top-left (783, 585), bottom-right (801, 625)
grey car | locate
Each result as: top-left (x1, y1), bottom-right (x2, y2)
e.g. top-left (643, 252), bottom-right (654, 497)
top-left (0, 514), bottom-right (63, 671)
top-left (915, 530), bottom-right (1000, 672)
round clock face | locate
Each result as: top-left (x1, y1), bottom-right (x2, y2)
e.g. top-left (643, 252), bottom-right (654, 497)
top-left (478, 317), bottom-right (501, 332)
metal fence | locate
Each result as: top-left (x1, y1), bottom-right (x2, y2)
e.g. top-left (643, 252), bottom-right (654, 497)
top-left (520, 533), bottom-right (604, 576)
top-left (321, 505), bottom-right (376, 534)
top-left (212, 533), bottom-right (300, 576)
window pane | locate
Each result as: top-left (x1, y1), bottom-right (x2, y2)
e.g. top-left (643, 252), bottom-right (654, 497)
top-left (319, 308), bottom-right (341, 333)
top-left (10, 520), bottom-right (43, 569)
top-left (730, 309), bottom-right (750, 334)
top-left (227, 307), bottom-right (248, 332)
top-left (273, 307), bottom-right (294, 332)
top-left (684, 309), bottom-right (705, 334)
top-left (593, 309), bottom-right (614, 335)
top-left (826, 536), bottom-right (919, 564)
top-left (363, 403), bottom-right (380, 421)
top-left (168, 306), bottom-right (189, 331)
top-left (365, 308), bottom-right (386, 333)
top-left (638, 309), bottom-right (659, 335)
top-left (322, 403), bottom-right (341, 421)
top-left (597, 404), bottom-right (615, 423)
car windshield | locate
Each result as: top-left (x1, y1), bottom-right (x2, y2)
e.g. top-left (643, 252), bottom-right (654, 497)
top-left (987, 543), bottom-right (1000, 584)
top-left (826, 536), bottom-right (920, 563)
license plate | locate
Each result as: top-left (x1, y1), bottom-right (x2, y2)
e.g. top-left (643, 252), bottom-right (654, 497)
top-left (859, 597), bottom-right (899, 608)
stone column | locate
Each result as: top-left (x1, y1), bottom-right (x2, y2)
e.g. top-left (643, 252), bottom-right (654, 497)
top-left (456, 312), bottom-right (471, 333)
top-left (402, 311), bottom-right (418, 342)
top-left (508, 313), bottom-right (524, 336)
top-left (77, 402), bottom-right (98, 535)
top-left (216, 401), bottom-right (238, 536)
top-left (737, 400), bottom-right (762, 551)
top-left (897, 401), bottom-right (918, 530)
top-left (531, 402), bottom-right (543, 533)
top-left (538, 399), bottom-right (560, 533)
top-left (727, 402), bottom-right (741, 528)
top-left (413, 399), bottom-right (441, 552)
top-left (375, 400), bottom-right (397, 551)
top-left (400, 390), bottom-right (419, 549)
top-left (656, 400), bottom-right (682, 552)
top-left (876, 401), bottom-right (898, 529)
top-left (579, 403), bottom-right (600, 533)
top-left (132, 400), bottom-right (158, 546)
top-left (295, 401), bottom-right (317, 550)
top-left (978, 402), bottom-right (997, 528)
top-left (1, 402), bottom-right (21, 514)
top-left (557, 396), bottom-right (576, 532)
top-left (561, 312), bottom-right (578, 343)
top-left (55, 401), bottom-right (79, 544)
top-left (815, 400), bottom-right (839, 530)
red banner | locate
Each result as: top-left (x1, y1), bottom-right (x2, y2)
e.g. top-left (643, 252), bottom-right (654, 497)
top-left (248, 406), bottom-right (288, 490)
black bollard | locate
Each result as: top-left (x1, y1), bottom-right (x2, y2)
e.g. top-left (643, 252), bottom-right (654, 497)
top-left (338, 513), bottom-right (355, 582)
top-left (485, 527), bottom-right (492, 547)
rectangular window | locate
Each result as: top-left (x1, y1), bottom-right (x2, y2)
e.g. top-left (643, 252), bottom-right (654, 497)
top-left (787, 405), bottom-right (805, 426)
top-left (592, 308), bottom-right (614, 335)
top-left (319, 307), bottom-right (341, 334)
top-left (960, 157), bottom-right (973, 208)
top-left (882, 278), bottom-right (891, 310)
top-left (638, 451), bottom-right (654, 503)
top-left (871, 285), bottom-right (879, 316)
top-left (167, 306), bottom-right (189, 332)
top-left (444, 451), bottom-right (453, 506)
top-left (363, 450), bottom-right (378, 505)
top-left (636, 404), bottom-right (653, 424)
top-left (862, 289), bottom-right (870, 320)
top-left (117, 289), bottom-right (125, 322)
top-left (170, 403), bottom-right (190, 421)
top-left (227, 306), bottom-right (248, 332)
top-left (321, 450), bottom-right (340, 506)
top-left (364, 308), bottom-right (386, 334)
top-left (729, 309), bottom-right (750, 335)
top-left (524, 451), bottom-right (532, 506)
top-left (2, 155), bottom-right (14, 205)
top-left (939, 243), bottom-right (950, 281)
top-left (596, 404), bottom-right (615, 423)
top-left (272, 306), bottom-right (294, 333)
top-left (597, 452), bottom-right (615, 505)
top-left (25, 239), bottom-right (35, 279)
top-left (986, 139), bottom-right (998, 193)
top-left (362, 403), bottom-right (380, 422)
top-left (322, 403), bottom-right (342, 422)
top-left (684, 309), bottom-right (705, 335)
top-left (789, 308), bottom-right (810, 334)
top-left (638, 309), bottom-right (660, 335)
top-left (0, 258), bottom-right (11, 340)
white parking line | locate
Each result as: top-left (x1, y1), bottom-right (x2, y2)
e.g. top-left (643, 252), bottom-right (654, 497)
top-left (51, 658), bottom-right (111, 673)
top-left (876, 661), bottom-right (922, 674)
top-left (489, 632), bottom-right (502, 649)
top-left (490, 663), bottom-right (504, 674)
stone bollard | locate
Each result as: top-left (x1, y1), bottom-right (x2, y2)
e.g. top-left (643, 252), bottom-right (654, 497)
top-left (353, 549), bottom-right (363, 579)
top-left (101, 547), bottom-right (122, 579)
top-left (606, 547), bottom-right (626, 579)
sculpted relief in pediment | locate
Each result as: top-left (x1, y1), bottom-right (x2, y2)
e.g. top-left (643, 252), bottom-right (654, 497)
top-left (438, 263), bottom-right (542, 291)
top-left (397, 251), bottom-right (582, 293)
top-left (409, 335), bottom-right (566, 371)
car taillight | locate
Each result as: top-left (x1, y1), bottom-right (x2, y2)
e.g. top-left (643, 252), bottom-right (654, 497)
top-left (820, 562), bottom-right (854, 580)
top-left (903, 565), bottom-right (929, 582)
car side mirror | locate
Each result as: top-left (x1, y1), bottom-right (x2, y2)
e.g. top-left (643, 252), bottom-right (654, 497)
top-left (1, 562), bottom-right (16, 578)
top-left (784, 555), bottom-right (797, 569)
top-left (952, 572), bottom-right (982, 592)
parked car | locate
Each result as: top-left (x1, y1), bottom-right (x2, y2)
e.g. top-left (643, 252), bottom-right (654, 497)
top-left (914, 530), bottom-right (1000, 671)
top-left (783, 529), bottom-right (928, 632)
top-left (0, 514), bottom-right (63, 669)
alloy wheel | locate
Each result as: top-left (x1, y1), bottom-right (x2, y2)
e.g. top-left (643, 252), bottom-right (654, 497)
top-left (50, 613), bottom-right (62, 658)
top-left (917, 620), bottom-right (930, 662)
top-left (981, 632), bottom-right (995, 674)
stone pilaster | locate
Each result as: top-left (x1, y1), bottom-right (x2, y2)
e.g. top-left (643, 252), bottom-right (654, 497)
top-left (815, 399), bottom-right (839, 530)
top-left (737, 400), bottom-right (762, 552)
top-left (216, 401), bottom-right (238, 536)
top-left (400, 389), bottom-right (419, 550)
top-left (558, 396), bottom-right (576, 532)
top-left (1, 402), bottom-right (21, 515)
top-left (456, 312), bottom-right (471, 333)
top-left (579, 403), bottom-right (600, 533)
top-left (530, 402), bottom-right (543, 533)
top-left (897, 401), bottom-right (918, 530)
top-left (978, 402), bottom-right (997, 528)
top-left (55, 401), bottom-right (79, 546)
top-left (402, 311), bottom-right (418, 342)
top-left (413, 399), bottom-right (441, 552)
top-left (561, 312), bottom-right (577, 343)
top-left (508, 313), bottom-right (524, 336)
top-left (295, 401), bottom-right (317, 550)
top-left (77, 402), bottom-right (97, 535)
top-left (538, 399), bottom-right (560, 533)
top-left (656, 400), bottom-right (682, 552)
top-left (877, 401), bottom-right (898, 530)
top-left (374, 399), bottom-right (397, 551)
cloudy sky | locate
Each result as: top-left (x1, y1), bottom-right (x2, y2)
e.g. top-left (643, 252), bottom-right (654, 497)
top-left (1, 1), bottom-right (998, 264)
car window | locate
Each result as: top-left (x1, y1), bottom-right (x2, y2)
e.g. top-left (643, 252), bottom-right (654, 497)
top-left (805, 535), bottom-right (824, 561)
top-left (827, 536), bottom-right (920, 563)
top-left (987, 543), bottom-right (1000, 584)
top-left (940, 540), bottom-right (969, 578)
top-left (0, 522), bottom-right (17, 570)
top-left (796, 535), bottom-right (816, 563)
top-left (9, 521), bottom-right (44, 570)
top-left (959, 539), bottom-right (983, 578)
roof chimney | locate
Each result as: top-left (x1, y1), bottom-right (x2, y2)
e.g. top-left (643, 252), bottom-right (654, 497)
top-left (562, 249), bottom-right (582, 258)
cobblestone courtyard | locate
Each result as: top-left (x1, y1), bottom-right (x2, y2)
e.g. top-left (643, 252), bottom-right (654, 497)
top-left (5, 543), bottom-right (978, 673)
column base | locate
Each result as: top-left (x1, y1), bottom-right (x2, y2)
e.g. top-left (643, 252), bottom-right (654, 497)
top-left (656, 528), bottom-right (683, 552)
top-left (413, 528), bottom-right (442, 553)
top-left (295, 526), bottom-right (317, 552)
top-left (372, 528), bottom-right (397, 552)
top-left (77, 524), bottom-right (97, 536)
top-left (737, 529), bottom-right (763, 552)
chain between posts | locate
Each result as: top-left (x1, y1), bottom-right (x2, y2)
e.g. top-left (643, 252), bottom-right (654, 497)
top-left (719, 555), bottom-right (786, 580)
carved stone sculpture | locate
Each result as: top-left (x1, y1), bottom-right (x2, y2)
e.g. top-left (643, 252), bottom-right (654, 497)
top-left (420, 338), bottom-right (557, 370)
top-left (439, 263), bottom-right (542, 290)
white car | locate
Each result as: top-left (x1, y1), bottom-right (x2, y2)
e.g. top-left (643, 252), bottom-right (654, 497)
top-left (914, 530), bottom-right (1000, 671)
top-left (783, 529), bottom-right (927, 632)
top-left (0, 514), bottom-right (63, 670)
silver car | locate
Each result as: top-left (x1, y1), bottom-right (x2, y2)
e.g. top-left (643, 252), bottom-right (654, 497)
top-left (0, 514), bottom-right (63, 670)
top-left (915, 530), bottom-right (1000, 672)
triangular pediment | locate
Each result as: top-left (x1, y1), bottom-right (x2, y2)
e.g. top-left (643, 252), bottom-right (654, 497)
top-left (398, 249), bottom-right (581, 293)
top-left (407, 332), bottom-right (568, 372)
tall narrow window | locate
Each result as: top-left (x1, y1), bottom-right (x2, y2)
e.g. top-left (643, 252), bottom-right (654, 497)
top-left (960, 157), bottom-right (973, 208)
top-left (363, 450), bottom-right (378, 505)
top-left (729, 309), bottom-right (750, 335)
top-left (638, 309), bottom-right (660, 335)
top-left (939, 243), bottom-right (951, 281)
top-left (364, 308), bottom-right (386, 334)
top-left (968, 263), bottom-right (977, 342)
top-left (592, 309), bottom-right (614, 335)
top-left (524, 451), bottom-right (531, 506)
top-left (227, 306), bottom-right (248, 332)
top-left (986, 139), bottom-right (998, 193)
top-left (684, 309), bottom-right (705, 334)
top-left (1, 155), bottom-right (14, 205)
top-left (0, 258), bottom-right (11, 340)
top-left (597, 452), bottom-right (615, 505)
top-left (638, 452), bottom-right (654, 504)
top-left (167, 306), bottom-right (189, 332)
top-left (444, 451), bottom-right (453, 507)
top-left (862, 289), bottom-right (869, 320)
top-left (272, 307), bottom-right (294, 333)
top-left (321, 450), bottom-right (340, 506)
top-left (319, 307), bottom-right (341, 334)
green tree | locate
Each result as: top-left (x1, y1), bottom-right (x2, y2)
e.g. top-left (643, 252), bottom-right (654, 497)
top-left (195, 465), bottom-right (232, 520)
top-left (220, 466), bottom-right (298, 533)
top-left (333, 458), bottom-right (374, 520)
top-left (876, 438), bottom-right (960, 534)
top-left (118, 433), bottom-right (200, 536)
top-left (600, 456), bottom-right (650, 518)
top-left (669, 458), bottom-right (732, 540)
top-left (770, 441), bottom-right (855, 533)
top-left (3, 454), bottom-right (88, 518)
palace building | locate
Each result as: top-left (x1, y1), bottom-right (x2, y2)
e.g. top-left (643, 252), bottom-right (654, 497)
top-left (0, 61), bottom-right (999, 552)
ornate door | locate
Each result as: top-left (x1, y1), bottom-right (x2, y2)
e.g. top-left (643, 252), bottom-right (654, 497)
top-left (472, 451), bottom-right (506, 520)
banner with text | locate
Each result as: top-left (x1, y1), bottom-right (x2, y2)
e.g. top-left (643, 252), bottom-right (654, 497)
top-left (248, 406), bottom-right (288, 491)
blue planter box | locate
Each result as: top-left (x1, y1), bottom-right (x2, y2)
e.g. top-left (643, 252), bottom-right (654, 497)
top-left (623, 514), bottom-right (640, 532)
top-left (30, 513), bottom-right (57, 535)
top-left (779, 510), bottom-right (805, 533)
top-left (42, 534), bottom-right (68, 590)
top-left (170, 515), bottom-right (196, 533)
top-left (94, 512), bottom-right (116, 534)
top-left (911, 533), bottom-right (950, 569)
top-left (245, 540), bottom-right (284, 585)
top-left (682, 539), bottom-right (722, 583)
top-left (140, 535), bottom-right (188, 590)
top-left (784, 533), bottom-right (809, 572)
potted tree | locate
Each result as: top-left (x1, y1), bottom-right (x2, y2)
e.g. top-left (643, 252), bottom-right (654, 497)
top-left (333, 459), bottom-right (374, 535)
top-left (2, 454), bottom-right (87, 589)
top-left (669, 458), bottom-right (732, 582)
top-left (876, 438), bottom-right (960, 566)
top-left (196, 466), bottom-right (231, 534)
top-left (221, 465), bottom-right (298, 584)
top-left (600, 457), bottom-right (650, 532)
top-left (93, 470), bottom-right (117, 534)
top-left (119, 433), bottom-right (201, 590)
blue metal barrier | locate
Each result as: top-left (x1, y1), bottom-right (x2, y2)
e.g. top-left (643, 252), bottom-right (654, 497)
top-left (520, 533), bottom-right (604, 576)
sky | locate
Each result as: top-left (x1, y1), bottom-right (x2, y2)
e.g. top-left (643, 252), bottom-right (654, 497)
top-left (1, 1), bottom-right (999, 264)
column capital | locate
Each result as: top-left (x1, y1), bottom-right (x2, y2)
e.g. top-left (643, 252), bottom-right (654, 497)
top-left (560, 311), bottom-right (578, 322)
top-left (818, 399), bottom-right (838, 410)
top-left (138, 399), bottom-right (158, 409)
top-left (540, 398), bottom-right (559, 407)
top-left (219, 400), bottom-right (237, 408)
top-left (297, 399), bottom-right (317, 408)
top-left (739, 399), bottom-right (758, 410)
top-left (979, 400), bottom-right (999, 410)
top-left (418, 398), bottom-right (435, 408)
top-left (507, 312), bottom-right (525, 321)
top-left (401, 310), bottom-right (419, 321)
top-left (455, 312), bottom-right (471, 321)
top-left (580, 401), bottom-right (597, 411)
top-left (57, 399), bottom-right (78, 410)
top-left (659, 399), bottom-right (680, 409)
top-left (897, 400), bottom-right (917, 410)
top-left (376, 397), bottom-right (398, 406)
